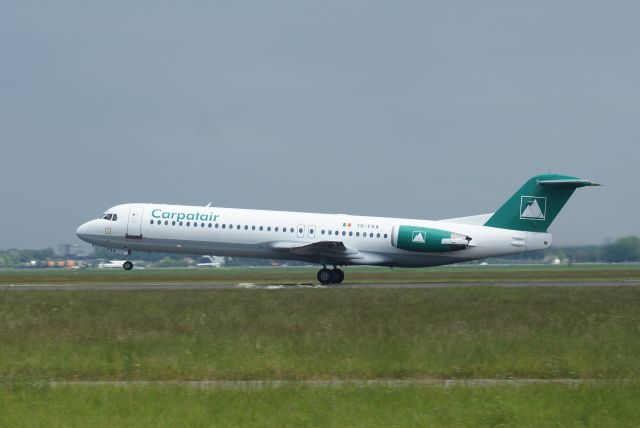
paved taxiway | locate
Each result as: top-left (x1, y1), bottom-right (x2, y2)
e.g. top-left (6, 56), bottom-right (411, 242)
top-left (1, 280), bottom-right (640, 291)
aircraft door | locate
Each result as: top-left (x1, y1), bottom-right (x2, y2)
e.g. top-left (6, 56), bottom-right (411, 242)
top-left (296, 224), bottom-right (305, 238)
top-left (308, 225), bottom-right (316, 239)
top-left (126, 206), bottom-right (144, 239)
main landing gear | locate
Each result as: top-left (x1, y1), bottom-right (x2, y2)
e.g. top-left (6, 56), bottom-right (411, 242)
top-left (122, 249), bottom-right (133, 271)
top-left (317, 266), bottom-right (345, 285)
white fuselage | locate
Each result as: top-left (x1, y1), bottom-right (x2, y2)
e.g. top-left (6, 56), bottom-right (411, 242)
top-left (76, 203), bottom-right (552, 267)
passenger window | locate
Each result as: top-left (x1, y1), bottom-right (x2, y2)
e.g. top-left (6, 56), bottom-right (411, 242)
top-left (237, 225), bottom-right (241, 230)
top-left (321, 230), bottom-right (325, 235)
top-left (267, 226), bottom-right (272, 231)
top-left (187, 222), bottom-right (191, 226)
top-left (259, 226), bottom-right (263, 231)
top-left (215, 223), bottom-right (219, 228)
top-left (172, 221), bottom-right (176, 226)
top-left (222, 224), bottom-right (226, 229)
top-left (349, 231), bottom-right (353, 236)
top-left (384, 233), bottom-right (388, 239)
top-left (376, 233), bottom-right (380, 238)
top-left (252, 226), bottom-right (256, 230)
top-left (179, 221), bottom-right (183, 226)
top-left (356, 232), bottom-right (360, 237)
top-left (150, 220), bottom-right (154, 224)
top-left (208, 223), bottom-right (212, 228)
top-left (165, 221), bottom-right (169, 225)
top-left (342, 231), bottom-right (346, 236)
top-left (370, 233), bottom-right (374, 237)
top-left (275, 227), bottom-right (279, 232)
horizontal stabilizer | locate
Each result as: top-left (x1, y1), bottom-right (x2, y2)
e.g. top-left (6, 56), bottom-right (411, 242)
top-left (537, 179), bottom-right (601, 188)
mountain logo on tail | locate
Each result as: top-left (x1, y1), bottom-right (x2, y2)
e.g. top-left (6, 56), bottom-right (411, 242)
top-left (520, 196), bottom-right (547, 220)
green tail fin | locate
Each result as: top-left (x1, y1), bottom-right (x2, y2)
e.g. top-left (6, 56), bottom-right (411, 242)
top-left (484, 174), bottom-right (600, 232)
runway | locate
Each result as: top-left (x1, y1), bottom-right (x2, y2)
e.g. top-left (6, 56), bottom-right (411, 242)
top-left (2, 280), bottom-right (640, 291)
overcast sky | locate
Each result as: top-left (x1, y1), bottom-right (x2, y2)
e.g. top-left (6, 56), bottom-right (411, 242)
top-left (1, 1), bottom-right (638, 249)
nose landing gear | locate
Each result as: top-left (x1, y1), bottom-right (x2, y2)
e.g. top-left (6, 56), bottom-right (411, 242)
top-left (317, 267), bottom-right (345, 285)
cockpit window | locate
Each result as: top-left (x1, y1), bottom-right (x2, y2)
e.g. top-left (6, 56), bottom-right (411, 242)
top-left (102, 213), bottom-right (117, 221)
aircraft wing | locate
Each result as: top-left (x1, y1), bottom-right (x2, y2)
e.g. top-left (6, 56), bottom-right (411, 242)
top-left (270, 241), bottom-right (362, 262)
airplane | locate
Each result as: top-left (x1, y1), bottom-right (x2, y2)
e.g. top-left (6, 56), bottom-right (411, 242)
top-left (196, 255), bottom-right (225, 268)
top-left (97, 259), bottom-right (130, 269)
top-left (76, 174), bottom-right (599, 284)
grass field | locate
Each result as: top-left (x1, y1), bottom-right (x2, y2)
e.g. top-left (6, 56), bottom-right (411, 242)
top-left (2, 383), bottom-right (640, 427)
top-left (0, 263), bottom-right (639, 285)
top-left (2, 285), bottom-right (640, 381)
top-left (2, 268), bottom-right (640, 426)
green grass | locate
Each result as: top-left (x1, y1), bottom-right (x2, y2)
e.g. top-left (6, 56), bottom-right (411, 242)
top-left (2, 383), bottom-right (640, 427)
top-left (3, 282), bottom-right (640, 426)
top-left (1, 264), bottom-right (639, 285)
top-left (2, 287), bottom-right (640, 381)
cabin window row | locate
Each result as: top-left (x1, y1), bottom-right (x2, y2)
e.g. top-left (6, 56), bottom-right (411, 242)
top-left (321, 229), bottom-right (388, 239)
top-left (148, 219), bottom-right (388, 239)
top-left (150, 219), bottom-right (296, 232)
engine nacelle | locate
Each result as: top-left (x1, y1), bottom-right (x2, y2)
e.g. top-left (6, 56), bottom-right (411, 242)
top-left (391, 225), bottom-right (471, 253)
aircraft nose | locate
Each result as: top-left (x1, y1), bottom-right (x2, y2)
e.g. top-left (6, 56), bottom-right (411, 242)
top-left (76, 221), bottom-right (93, 242)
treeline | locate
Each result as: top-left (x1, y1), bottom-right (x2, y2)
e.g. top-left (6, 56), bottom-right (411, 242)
top-left (91, 235), bottom-right (640, 264)
top-left (94, 248), bottom-right (291, 267)
top-left (1, 236), bottom-right (639, 268)
top-left (0, 248), bottom-right (55, 268)
top-left (496, 236), bottom-right (640, 263)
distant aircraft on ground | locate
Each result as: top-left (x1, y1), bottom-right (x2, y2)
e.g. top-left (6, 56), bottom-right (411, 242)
top-left (77, 174), bottom-right (599, 284)
top-left (196, 255), bottom-right (225, 268)
top-left (97, 260), bottom-right (129, 269)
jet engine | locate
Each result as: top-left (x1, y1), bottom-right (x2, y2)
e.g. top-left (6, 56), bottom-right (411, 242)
top-left (391, 225), bottom-right (472, 253)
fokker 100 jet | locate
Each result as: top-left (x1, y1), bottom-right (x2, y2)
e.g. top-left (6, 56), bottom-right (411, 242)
top-left (77, 174), bottom-right (599, 284)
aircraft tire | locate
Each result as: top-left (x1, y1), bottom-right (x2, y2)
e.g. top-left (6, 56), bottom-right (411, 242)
top-left (331, 268), bottom-right (345, 284)
top-left (123, 261), bottom-right (134, 271)
top-left (317, 268), bottom-right (332, 285)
